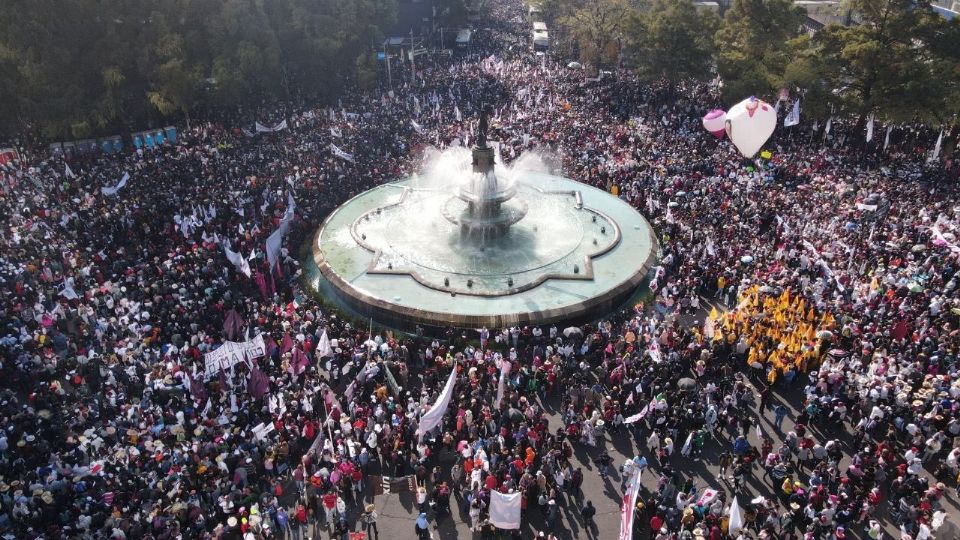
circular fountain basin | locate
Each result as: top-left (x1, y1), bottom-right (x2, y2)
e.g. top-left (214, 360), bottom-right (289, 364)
top-left (311, 171), bottom-right (658, 328)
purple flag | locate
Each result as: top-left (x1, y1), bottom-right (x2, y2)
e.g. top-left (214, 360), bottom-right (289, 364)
top-left (265, 336), bottom-right (278, 359)
top-left (280, 334), bottom-right (294, 355)
top-left (289, 348), bottom-right (309, 376)
top-left (248, 363), bottom-right (270, 399)
top-left (223, 309), bottom-right (244, 341)
top-left (187, 372), bottom-right (207, 403)
top-left (253, 270), bottom-right (268, 298)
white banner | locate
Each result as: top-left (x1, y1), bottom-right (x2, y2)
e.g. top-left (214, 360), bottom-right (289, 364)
top-left (489, 491), bottom-right (521, 530)
top-left (255, 120), bottom-right (288, 133)
top-left (619, 469), bottom-right (641, 540)
top-left (101, 172), bottom-right (129, 196)
top-left (330, 143), bottom-right (355, 163)
top-left (204, 335), bottom-right (266, 378)
top-left (416, 364), bottom-right (457, 440)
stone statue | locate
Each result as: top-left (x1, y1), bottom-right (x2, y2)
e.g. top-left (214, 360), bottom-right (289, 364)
top-left (477, 104), bottom-right (490, 148)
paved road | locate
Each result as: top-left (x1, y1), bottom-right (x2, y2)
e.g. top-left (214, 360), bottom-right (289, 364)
top-left (288, 302), bottom-right (960, 540)
top-left (350, 379), bottom-right (959, 540)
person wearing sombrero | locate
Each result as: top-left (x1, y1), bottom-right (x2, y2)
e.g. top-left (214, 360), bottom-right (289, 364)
top-left (361, 503), bottom-right (378, 539)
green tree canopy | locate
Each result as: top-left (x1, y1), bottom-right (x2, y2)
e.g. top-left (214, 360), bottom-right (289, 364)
top-left (714, 0), bottom-right (806, 104)
top-left (0, 0), bottom-right (397, 139)
top-left (799, 0), bottom-right (960, 125)
top-left (626, 0), bottom-right (719, 84)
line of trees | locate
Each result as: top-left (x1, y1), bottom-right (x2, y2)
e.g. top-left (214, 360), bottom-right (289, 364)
top-left (0, 0), bottom-right (399, 140)
top-left (536, 0), bottom-right (960, 126)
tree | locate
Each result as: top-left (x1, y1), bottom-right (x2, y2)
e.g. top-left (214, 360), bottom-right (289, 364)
top-left (626, 0), bottom-right (719, 84)
top-left (714, 0), bottom-right (806, 104)
top-left (560, 0), bottom-right (633, 71)
top-left (804, 0), bottom-right (960, 125)
top-left (0, 0), bottom-right (398, 139)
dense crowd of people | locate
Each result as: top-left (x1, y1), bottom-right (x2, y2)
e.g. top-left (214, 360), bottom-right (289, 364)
top-left (1, 0), bottom-right (959, 539)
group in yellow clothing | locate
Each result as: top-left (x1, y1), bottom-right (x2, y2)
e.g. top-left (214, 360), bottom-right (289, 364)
top-left (706, 285), bottom-right (836, 383)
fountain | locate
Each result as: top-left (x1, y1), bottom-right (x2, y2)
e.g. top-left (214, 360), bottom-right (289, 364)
top-left (310, 109), bottom-right (658, 329)
top-left (443, 107), bottom-right (527, 243)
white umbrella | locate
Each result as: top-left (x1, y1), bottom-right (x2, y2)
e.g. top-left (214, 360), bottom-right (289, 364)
top-left (567, 61), bottom-right (583, 69)
top-left (563, 326), bottom-right (583, 337)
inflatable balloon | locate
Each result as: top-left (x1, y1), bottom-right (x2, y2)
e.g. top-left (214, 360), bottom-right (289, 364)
top-left (702, 109), bottom-right (727, 138)
top-left (725, 97), bottom-right (777, 158)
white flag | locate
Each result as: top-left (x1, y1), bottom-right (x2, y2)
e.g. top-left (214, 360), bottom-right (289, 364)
top-left (728, 497), bottom-right (744, 534)
top-left (101, 172), bottom-right (130, 196)
top-left (330, 127), bottom-right (342, 138)
top-left (223, 244), bottom-right (251, 278)
top-left (494, 360), bottom-right (511, 408)
top-left (929, 130), bottom-right (943, 163)
top-left (455, 105), bottom-right (462, 122)
top-left (783, 99), bottom-right (800, 127)
top-left (411, 120), bottom-right (425, 134)
top-left (824, 117), bottom-right (832, 135)
top-left (884, 126), bottom-right (892, 150)
top-left (416, 364), bottom-right (458, 440)
top-left (265, 204), bottom-right (294, 270)
top-left (316, 329), bottom-right (333, 358)
top-left (865, 114), bottom-right (875, 142)
top-left (64, 163), bottom-right (76, 179)
top-left (489, 491), bottom-right (521, 530)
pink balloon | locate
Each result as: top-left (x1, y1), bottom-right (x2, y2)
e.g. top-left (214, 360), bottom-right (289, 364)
top-left (702, 109), bottom-right (727, 138)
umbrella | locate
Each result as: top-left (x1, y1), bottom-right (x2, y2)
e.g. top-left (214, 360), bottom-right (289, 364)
top-left (678, 377), bottom-right (697, 391)
top-left (912, 244), bottom-right (926, 253)
top-left (758, 285), bottom-right (775, 294)
top-left (667, 201), bottom-right (679, 208)
top-left (740, 255), bottom-right (754, 264)
top-left (908, 282), bottom-right (923, 293)
top-left (563, 326), bottom-right (583, 337)
top-left (816, 330), bottom-right (834, 339)
top-left (828, 349), bottom-right (849, 358)
top-left (567, 61), bottom-right (583, 69)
